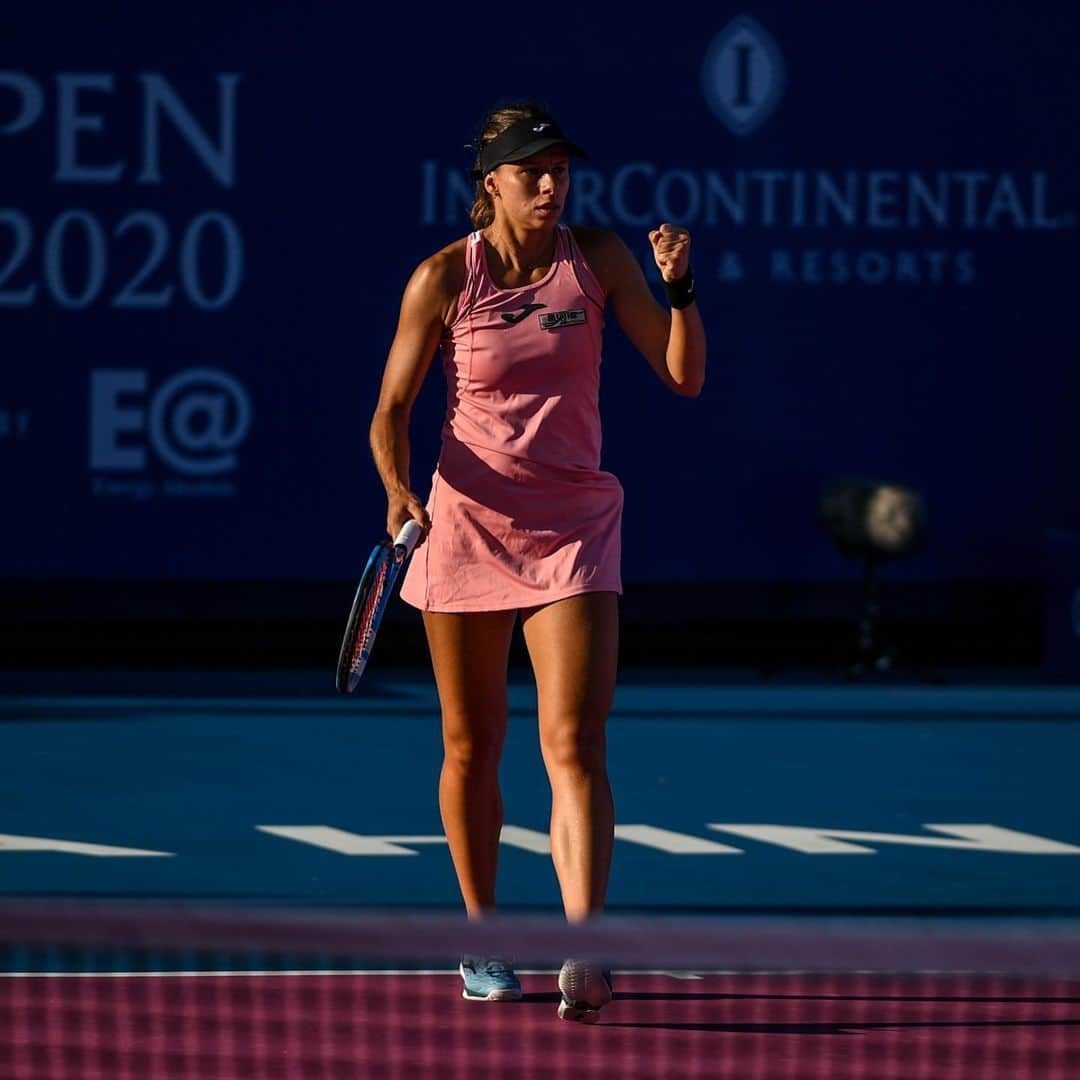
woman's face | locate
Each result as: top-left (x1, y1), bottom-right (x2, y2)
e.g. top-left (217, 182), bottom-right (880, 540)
top-left (487, 149), bottom-right (570, 228)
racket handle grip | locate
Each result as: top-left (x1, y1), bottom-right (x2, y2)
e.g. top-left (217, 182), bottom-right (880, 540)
top-left (393, 519), bottom-right (423, 555)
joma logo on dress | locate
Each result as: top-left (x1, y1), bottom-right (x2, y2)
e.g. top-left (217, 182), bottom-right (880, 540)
top-left (499, 306), bottom-right (587, 330)
top-left (501, 304), bottom-right (546, 325)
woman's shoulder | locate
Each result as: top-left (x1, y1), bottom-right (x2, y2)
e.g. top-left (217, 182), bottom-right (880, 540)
top-left (568, 226), bottom-right (633, 291)
top-left (414, 235), bottom-right (470, 288)
top-left (405, 235), bottom-right (471, 310)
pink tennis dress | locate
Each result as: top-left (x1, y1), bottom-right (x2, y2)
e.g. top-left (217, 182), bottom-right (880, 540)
top-left (398, 224), bottom-right (623, 612)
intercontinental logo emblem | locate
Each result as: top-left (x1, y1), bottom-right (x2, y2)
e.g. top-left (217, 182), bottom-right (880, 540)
top-left (701, 15), bottom-right (786, 135)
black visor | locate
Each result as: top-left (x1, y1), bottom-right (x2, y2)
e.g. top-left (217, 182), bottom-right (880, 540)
top-left (470, 117), bottom-right (588, 181)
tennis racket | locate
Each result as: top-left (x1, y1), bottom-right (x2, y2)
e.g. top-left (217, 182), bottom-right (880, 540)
top-left (335, 519), bottom-right (423, 693)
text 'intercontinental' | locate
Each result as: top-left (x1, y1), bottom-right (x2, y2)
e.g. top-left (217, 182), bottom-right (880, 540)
top-left (421, 164), bottom-right (1071, 286)
top-left (422, 164), bottom-right (1067, 231)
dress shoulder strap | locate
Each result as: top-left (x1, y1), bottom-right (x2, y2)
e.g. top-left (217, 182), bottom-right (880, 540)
top-left (451, 231), bottom-right (486, 324)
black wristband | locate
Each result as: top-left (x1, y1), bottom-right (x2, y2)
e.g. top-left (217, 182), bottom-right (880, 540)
top-left (663, 267), bottom-right (696, 310)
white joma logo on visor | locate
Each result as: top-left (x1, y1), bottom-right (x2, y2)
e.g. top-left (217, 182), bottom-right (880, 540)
top-left (532, 123), bottom-right (551, 132)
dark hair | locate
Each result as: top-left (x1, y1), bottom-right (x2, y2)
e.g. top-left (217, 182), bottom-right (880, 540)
top-left (469, 102), bottom-right (556, 229)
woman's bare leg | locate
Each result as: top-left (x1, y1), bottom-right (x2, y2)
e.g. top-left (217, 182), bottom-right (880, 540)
top-left (422, 608), bottom-right (518, 918)
top-left (521, 592), bottom-right (619, 923)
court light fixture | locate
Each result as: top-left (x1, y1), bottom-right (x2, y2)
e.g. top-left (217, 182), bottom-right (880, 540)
top-left (817, 478), bottom-right (930, 680)
top-left (819, 479), bottom-right (927, 563)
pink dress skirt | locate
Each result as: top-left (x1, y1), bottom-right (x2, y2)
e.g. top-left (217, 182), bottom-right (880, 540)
top-left (399, 437), bottom-right (623, 612)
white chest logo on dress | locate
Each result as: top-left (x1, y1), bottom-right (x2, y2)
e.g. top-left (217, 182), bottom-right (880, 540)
top-left (538, 309), bottom-right (587, 330)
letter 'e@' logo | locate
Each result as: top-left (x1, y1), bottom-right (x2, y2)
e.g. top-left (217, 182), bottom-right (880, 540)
top-left (90, 368), bottom-right (253, 477)
top-left (701, 15), bottom-right (786, 135)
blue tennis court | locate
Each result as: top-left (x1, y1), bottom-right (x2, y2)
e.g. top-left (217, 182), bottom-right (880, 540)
top-left (2, 671), bottom-right (1077, 911)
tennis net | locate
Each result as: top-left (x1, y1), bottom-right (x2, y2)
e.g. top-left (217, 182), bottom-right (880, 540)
top-left (2, 901), bottom-right (1078, 1079)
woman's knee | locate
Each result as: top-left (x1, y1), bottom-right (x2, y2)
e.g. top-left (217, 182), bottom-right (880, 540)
top-left (540, 718), bottom-right (607, 776)
top-left (441, 711), bottom-right (507, 774)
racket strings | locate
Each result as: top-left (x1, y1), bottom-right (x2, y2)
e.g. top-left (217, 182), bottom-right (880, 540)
top-left (351, 557), bottom-right (392, 670)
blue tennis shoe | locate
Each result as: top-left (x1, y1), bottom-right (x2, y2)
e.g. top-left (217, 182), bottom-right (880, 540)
top-left (459, 955), bottom-right (522, 1001)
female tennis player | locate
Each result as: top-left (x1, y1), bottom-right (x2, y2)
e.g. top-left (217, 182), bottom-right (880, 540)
top-left (368, 102), bottom-right (705, 1021)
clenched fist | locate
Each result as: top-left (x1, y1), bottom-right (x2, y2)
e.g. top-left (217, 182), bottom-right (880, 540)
top-left (648, 223), bottom-right (691, 283)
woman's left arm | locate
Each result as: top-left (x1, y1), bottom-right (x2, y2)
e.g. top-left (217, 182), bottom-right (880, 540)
top-left (585, 225), bottom-right (706, 397)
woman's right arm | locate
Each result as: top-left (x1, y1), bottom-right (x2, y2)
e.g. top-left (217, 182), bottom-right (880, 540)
top-left (369, 252), bottom-right (456, 540)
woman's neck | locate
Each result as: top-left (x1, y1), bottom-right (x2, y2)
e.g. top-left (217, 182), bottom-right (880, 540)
top-left (483, 221), bottom-right (557, 275)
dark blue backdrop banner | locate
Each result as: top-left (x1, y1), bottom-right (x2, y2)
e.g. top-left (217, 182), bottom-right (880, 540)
top-left (2, 5), bottom-right (1077, 583)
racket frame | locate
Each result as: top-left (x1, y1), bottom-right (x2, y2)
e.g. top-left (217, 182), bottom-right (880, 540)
top-left (335, 521), bottom-right (423, 693)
